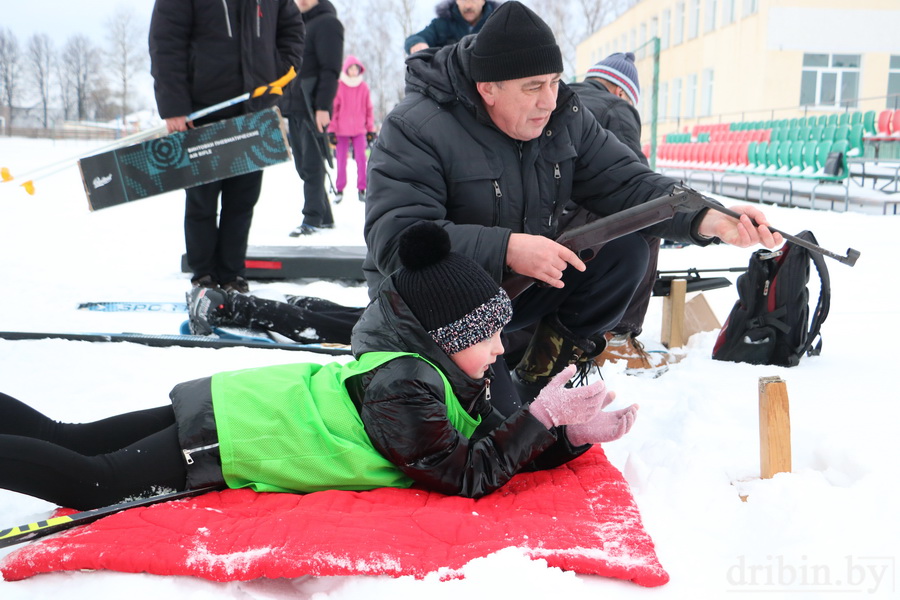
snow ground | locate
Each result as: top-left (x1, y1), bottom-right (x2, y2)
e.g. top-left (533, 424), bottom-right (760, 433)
top-left (1, 136), bottom-right (898, 599)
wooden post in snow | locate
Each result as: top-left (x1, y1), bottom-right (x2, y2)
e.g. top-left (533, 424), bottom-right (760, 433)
top-left (758, 376), bottom-right (791, 479)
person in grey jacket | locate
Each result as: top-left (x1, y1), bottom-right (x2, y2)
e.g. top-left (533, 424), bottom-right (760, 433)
top-left (365, 2), bottom-right (782, 401)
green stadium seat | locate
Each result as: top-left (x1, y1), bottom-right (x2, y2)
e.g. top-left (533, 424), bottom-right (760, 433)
top-left (826, 114), bottom-right (839, 127)
top-left (777, 140), bottom-right (792, 171)
top-left (847, 123), bottom-right (864, 156)
top-left (850, 111), bottom-right (862, 126)
top-left (863, 110), bottom-right (877, 135)
top-left (821, 125), bottom-right (836, 142)
top-left (802, 139), bottom-right (819, 173)
top-left (817, 115), bottom-right (828, 127)
top-left (814, 139), bottom-right (834, 171)
top-left (808, 125), bottom-right (824, 141)
top-left (788, 140), bottom-right (805, 172)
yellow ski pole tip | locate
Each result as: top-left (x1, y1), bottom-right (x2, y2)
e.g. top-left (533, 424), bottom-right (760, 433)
top-left (1, 167), bottom-right (12, 182)
top-left (22, 180), bottom-right (35, 195)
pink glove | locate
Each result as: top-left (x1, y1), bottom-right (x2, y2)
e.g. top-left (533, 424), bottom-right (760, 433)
top-left (566, 402), bottom-right (638, 446)
top-left (529, 364), bottom-right (607, 428)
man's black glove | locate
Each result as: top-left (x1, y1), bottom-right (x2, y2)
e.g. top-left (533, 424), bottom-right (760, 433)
top-left (327, 132), bottom-right (337, 147)
top-left (366, 131), bottom-right (377, 146)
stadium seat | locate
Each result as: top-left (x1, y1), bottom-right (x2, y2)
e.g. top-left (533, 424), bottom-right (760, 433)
top-left (788, 140), bottom-right (805, 172)
top-left (876, 110), bottom-right (893, 137)
top-left (862, 110), bottom-right (876, 136)
top-left (891, 110), bottom-right (900, 137)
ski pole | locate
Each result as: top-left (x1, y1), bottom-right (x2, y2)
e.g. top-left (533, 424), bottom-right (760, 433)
top-left (0, 485), bottom-right (223, 549)
top-left (2, 67), bottom-right (297, 195)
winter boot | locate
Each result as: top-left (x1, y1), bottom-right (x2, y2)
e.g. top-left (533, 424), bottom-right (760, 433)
top-left (511, 314), bottom-right (601, 404)
top-left (186, 287), bottom-right (229, 335)
top-left (594, 332), bottom-right (670, 378)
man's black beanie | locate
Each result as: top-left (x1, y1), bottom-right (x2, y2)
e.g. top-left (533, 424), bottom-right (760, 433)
top-left (470, 1), bottom-right (563, 82)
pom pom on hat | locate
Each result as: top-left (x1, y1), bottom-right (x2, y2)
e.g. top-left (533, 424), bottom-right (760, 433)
top-left (587, 52), bottom-right (641, 105)
top-left (393, 222), bottom-right (512, 356)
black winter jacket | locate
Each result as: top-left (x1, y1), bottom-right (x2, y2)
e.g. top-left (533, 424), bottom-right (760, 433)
top-left (347, 276), bottom-right (589, 498)
top-left (149, 0), bottom-right (305, 121)
top-left (168, 275), bottom-right (588, 498)
top-left (363, 36), bottom-right (710, 296)
top-left (569, 79), bottom-right (648, 166)
top-left (285, 0), bottom-right (343, 116)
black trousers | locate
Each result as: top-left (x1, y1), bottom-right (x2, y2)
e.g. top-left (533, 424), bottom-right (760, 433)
top-left (184, 171), bottom-right (263, 284)
top-left (288, 113), bottom-right (333, 228)
top-left (0, 393), bottom-right (186, 510)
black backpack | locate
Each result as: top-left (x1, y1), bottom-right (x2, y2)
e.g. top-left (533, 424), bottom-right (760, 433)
top-left (712, 230), bottom-right (830, 367)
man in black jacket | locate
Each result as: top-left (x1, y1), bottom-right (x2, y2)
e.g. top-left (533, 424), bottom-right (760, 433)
top-left (567, 52), bottom-right (665, 375)
top-left (365, 2), bottom-right (782, 401)
top-left (149, 0), bottom-right (305, 292)
top-left (286, 0), bottom-right (344, 237)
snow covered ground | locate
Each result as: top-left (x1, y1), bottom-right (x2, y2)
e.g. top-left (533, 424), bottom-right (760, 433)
top-left (1, 136), bottom-right (898, 599)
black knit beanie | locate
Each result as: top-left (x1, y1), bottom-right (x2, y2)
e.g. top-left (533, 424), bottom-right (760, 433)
top-left (393, 222), bottom-right (512, 355)
top-left (470, 1), bottom-right (563, 82)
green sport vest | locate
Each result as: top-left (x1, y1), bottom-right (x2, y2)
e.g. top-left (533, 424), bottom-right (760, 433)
top-left (210, 352), bottom-right (481, 493)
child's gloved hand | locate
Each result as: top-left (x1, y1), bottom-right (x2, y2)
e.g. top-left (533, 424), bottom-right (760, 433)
top-left (566, 402), bottom-right (638, 446)
top-left (528, 364), bottom-right (607, 428)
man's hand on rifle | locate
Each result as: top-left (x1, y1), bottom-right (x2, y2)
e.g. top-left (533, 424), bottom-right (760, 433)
top-left (506, 233), bottom-right (586, 289)
top-left (697, 204), bottom-right (784, 248)
top-left (314, 109), bottom-right (330, 133)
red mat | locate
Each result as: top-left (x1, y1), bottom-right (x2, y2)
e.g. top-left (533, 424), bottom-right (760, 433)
top-left (0, 448), bottom-right (668, 586)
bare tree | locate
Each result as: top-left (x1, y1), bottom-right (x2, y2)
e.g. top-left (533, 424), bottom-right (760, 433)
top-left (105, 7), bottom-right (147, 125)
top-left (27, 33), bottom-right (55, 128)
top-left (0, 28), bottom-right (22, 135)
top-left (61, 35), bottom-right (103, 121)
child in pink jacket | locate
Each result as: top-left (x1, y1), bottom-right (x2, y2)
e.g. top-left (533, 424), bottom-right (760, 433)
top-left (328, 55), bottom-right (375, 203)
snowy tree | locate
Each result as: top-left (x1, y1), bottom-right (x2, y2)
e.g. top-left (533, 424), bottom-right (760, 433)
top-left (27, 33), bottom-right (55, 128)
top-left (105, 7), bottom-right (147, 125)
top-left (0, 28), bottom-right (22, 135)
top-left (61, 35), bottom-right (103, 121)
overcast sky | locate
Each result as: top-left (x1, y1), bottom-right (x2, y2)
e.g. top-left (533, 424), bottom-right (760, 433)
top-left (4, 0), bottom-right (157, 47)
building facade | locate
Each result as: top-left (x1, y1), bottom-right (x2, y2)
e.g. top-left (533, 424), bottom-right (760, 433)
top-left (575, 0), bottom-right (900, 145)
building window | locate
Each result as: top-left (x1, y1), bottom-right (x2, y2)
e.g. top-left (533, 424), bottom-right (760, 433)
top-left (688, 0), bottom-right (700, 39)
top-left (685, 73), bottom-right (697, 118)
top-left (701, 68), bottom-right (714, 116)
top-left (799, 53), bottom-right (860, 109)
top-left (888, 56), bottom-right (900, 109)
top-left (661, 9), bottom-right (671, 50)
top-left (673, 2), bottom-right (685, 46)
top-left (704, 0), bottom-right (718, 33)
top-left (722, 0), bottom-right (735, 25)
top-left (743, 0), bottom-right (758, 17)
top-left (672, 78), bottom-right (682, 119)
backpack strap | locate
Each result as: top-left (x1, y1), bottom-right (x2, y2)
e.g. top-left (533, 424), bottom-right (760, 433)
top-left (797, 235), bottom-right (831, 358)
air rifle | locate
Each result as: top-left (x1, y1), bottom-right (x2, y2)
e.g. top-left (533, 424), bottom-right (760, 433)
top-left (652, 266), bottom-right (747, 297)
top-left (501, 185), bottom-right (860, 300)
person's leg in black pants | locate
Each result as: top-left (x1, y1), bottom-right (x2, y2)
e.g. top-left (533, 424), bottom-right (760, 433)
top-left (223, 293), bottom-right (363, 344)
top-left (288, 114), bottom-right (332, 228)
top-left (0, 393), bottom-right (187, 510)
top-left (184, 181), bottom-right (222, 284)
top-left (216, 171), bottom-right (263, 285)
top-left (508, 233), bottom-right (649, 340)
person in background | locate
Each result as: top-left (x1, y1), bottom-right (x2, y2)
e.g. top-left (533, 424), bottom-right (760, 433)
top-left (0, 223), bottom-right (637, 511)
top-left (149, 0), bottom-right (305, 292)
top-left (327, 55), bottom-right (375, 203)
top-left (286, 0), bottom-right (344, 237)
top-left (565, 52), bottom-right (666, 375)
top-left (405, 0), bottom-right (500, 55)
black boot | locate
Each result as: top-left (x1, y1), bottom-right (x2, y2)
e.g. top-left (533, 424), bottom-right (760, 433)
top-left (511, 314), bottom-right (601, 404)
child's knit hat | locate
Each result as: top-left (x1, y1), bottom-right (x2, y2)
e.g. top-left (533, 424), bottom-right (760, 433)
top-left (393, 222), bottom-right (512, 355)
